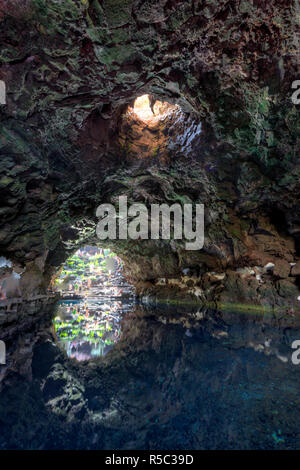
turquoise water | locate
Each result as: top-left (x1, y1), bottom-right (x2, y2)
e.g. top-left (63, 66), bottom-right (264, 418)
top-left (1, 305), bottom-right (300, 449)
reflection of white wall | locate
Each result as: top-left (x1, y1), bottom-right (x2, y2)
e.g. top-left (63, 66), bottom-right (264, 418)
top-left (0, 80), bottom-right (6, 105)
top-left (0, 341), bottom-right (5, 365)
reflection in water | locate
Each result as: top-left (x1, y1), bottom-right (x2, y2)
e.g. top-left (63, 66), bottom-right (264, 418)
top-left (2, 305), bottom-right (300, 449)
top-left (53, 299), bottom-right (132, 361)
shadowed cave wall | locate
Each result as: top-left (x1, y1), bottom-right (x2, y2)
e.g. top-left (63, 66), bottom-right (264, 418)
top-left (0, 0), bottom-right (299, 313)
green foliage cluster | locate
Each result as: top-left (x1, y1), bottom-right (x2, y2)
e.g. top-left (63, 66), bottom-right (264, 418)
top-left (54, 315), bottom-right (114, 345)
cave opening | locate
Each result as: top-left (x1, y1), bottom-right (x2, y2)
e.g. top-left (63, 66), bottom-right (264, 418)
top-left (52, 246), bottom-right (135, 361)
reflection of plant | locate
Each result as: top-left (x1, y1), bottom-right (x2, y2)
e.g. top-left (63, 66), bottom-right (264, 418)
top-left (53, 247), bottom-right (123, 355)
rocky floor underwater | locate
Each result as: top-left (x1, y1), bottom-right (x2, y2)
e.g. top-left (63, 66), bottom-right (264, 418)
top-left (1, 302), bottom-right (300, 450)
